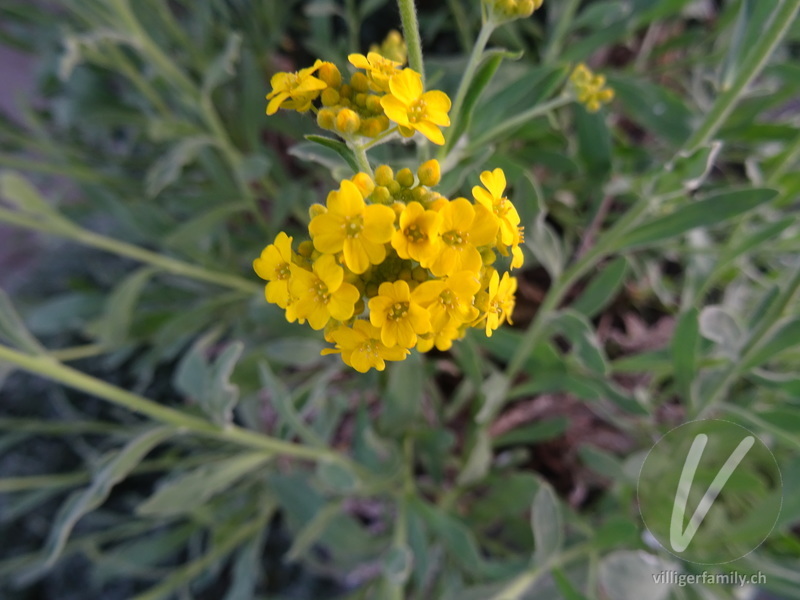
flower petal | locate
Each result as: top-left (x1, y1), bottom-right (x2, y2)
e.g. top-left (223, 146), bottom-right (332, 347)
top-left (309, 213), bottom-right (345, 253)
top-left (389, 69), bottom-right (422, 104)
top-left (380, 95), bottom-right (411, 126)
top-left (343, 238), bottom-right (370, 274)
top-left (414, 120), bottom-right (445, 145)
top-left (363, 204), bottom-right (396, 243)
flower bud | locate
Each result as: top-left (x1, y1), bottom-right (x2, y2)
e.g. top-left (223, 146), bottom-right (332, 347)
top-left (320, 88), bottom-right (340, 107)
top-left (374, 165), bottom-right (394, 187)
top-left (372, 185), bottom-right (392, 204)
top-left (309, 203), bottom-right (327, 219)
top-left (335, 108), bottom-right (361, 135)
top-left (352, 172), bottom-right (375, 198)
top-left (396, 168), bottom-right (415, 188)
top-left (297, 240), bottom-right (314, 258)
top-left (317, 62), bottom-right (342, 87)
top-left (417, 159), bottom-right (441, 187)
top-left (350, 72), bottom-right (369, 93)
top-left (317, 108), bottom-right (336, 130)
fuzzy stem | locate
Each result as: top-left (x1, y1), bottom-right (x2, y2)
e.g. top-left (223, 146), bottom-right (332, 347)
top-left (398, 0), bottom-right (425, 85)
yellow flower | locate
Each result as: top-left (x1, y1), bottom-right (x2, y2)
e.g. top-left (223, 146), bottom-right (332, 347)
top-left (348, 52), bottom-right (402, 93)
top-left (417, 325), bottom-right (461, 353)
top-left (472, 168), bottom-right (521, 247)
top-left (414, 271), bottom-right (481, 331)
top-left (266, 60), bottom-right (327, 115)
top-left (481, 270), bottom-right (517, 337)
top-left (289, 255), bottom-right (360, 330)
top-left (322, 320), bottom-right (409, 372)
top-left (309, 180), bottom-right (396, 274)
top-left (253, 232), bottom-right (294, 308)
top-left (430, 198), bottom-right (498, 277)
top-left (368, 280), bottom-right (431, 348)
top-left (391, 201), bottom-right (442, 267)
top-left (380, 69), bottom-right (451, 145)
top-left (570, 63), bottom-right (614, 113)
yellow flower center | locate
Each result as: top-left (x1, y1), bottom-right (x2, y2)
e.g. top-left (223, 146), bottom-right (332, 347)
top-left (490, 300), bottom-right (504, 316)
top-left (494, 198), bottom-right (509, 217)
top-left (388, 301), bottom-right (409, 321)
top-left (442, 230), bottom-right (465, 246)
top-left (404, 224), bottom-right (426, 242)
top-left (357, 339), bottom-right (381, 358)
top-left (276, 263), bottom-right (291, 280)
top-left (439, 289), bottom-right (456, 308)
top-left (408, 99), bottom-right (427, 124)
top-left (314, 279), bottom-right (330, 304)
top-left (344, 215), bottom-right (364, 238)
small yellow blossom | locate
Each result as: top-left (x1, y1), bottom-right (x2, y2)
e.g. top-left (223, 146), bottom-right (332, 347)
top-left (472, 168), bottom-right (521, 247)
top-left (414, 271), bottom-right (481, 331)
top-left (266, 60), bottom-right (327, 115)
top-left (322, 320), bottom-right (409, 372)
top-left (481, 270), bottom-right (517, 337)
top-left (348, 52), bottom-right (403, 93)
top-left (391, 201), bottom-right (442, 266)
top-left (380, 69), bottom-right (451, 145)
top-left (570, 63), bottom-right (615, 113)
top-left (289, 255), bottom-right (360, 330)
top-left (309, 180), bottom-right (396, 274)
top-left (430, 198), bottom-right (498, 276)
top-left (417, 325), bottom-right (461, 353)
top-left (369, 280), bottom-right (431, 348)
top-left (253, 232), bottom-right (295, 308)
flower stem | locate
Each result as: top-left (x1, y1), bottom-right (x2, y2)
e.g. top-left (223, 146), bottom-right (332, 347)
top-left (0, 344), bottom-right (350, 465)
top-left (542, 0), bottom-right (581, 64)
top-left (397, 0), bottom-right (425, 85)
top-left (350, 141), bottom-right (374, 177)
top-left (467, 95), bottom-right (572, 151)
top-left (0, 208), bottom-right (260, 295)
top-left (444, 21), bottom-right (496, 153)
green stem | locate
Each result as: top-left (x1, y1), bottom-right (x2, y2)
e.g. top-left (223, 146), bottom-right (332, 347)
top-left (542, 0), bottom-right (581, 64)
top-left (445, 21), bottom-right (496, 151)
top-left (0, 208), bottom-right (259, 294)
top-left (467, 95), bottom-right (572, 151)
top-left (350, 142), bottom-right (374, 177)
top-left (0, 345), bottom-right (346, 465)
top-left (360, 126), bottom-right (400, 150)
top-left (506, 198), bottom-right (652, 381)
top-left (488, 544), bottom-right (590, 600)
top-left (398, 0), bottom-right (425, 84)
top-left (682, 0), bottom-right (800, 153)
top-left (49, 344), bottom-right (107, 362)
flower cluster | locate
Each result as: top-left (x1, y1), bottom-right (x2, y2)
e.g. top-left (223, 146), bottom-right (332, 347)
top-left (570, 63), bottom-right (615, 113)
top-left (486, 0), bottom-right (544, 21)
top-left (254, 161), bottom-right (523, 373)
top-left (265, 37), bottom-right (451, 145)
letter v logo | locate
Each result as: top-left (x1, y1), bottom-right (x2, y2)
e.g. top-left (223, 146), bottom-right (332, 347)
top-left (669, 433), bottom-right (755, 552)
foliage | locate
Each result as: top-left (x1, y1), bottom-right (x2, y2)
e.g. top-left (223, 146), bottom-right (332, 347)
top-left (1, 0), bottom-right (799, 599)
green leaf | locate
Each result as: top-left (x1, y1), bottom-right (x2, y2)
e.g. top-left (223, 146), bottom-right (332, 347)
top-left (303, 135), bottom-right (359, 173)
top-left (654, 141), bottom-right (723, 195)
top-left (203, 33), bottom-right (242, 97)
top-left (741, 316), bottom-right (800, 371)
top-left (0, 289), bottom-right (45, 354)
top-left (598, 551), bottom-right (675, 600)
top-left (174, 336), bottom-right (244, 426)
top-left (531, 481), bottom-right (563, 566)
top-left (97, 267), bottom-right (157, 346)
top-left (145, 136), bottom-right (214, 198)
top-left (285, 501), bottom-right (344, 562)
top-left (315, 459), bottom-right (359, 494)
top-left (672, 307), bottom-right (699, 403)
top-left (137, 452), bottom-right (270, 517)
top-left (27, 427), bottom-right (175, 577)
top-left (381, 353), bottom-right (423, 434)
top-left (578, 445), bottom-right (628, 482)
top-left (548, 310), bottom-right (608, 375)
top-left (457, 429), bottom-right (492, 486)
top-left (492, 417), bottom-right (568, 447)
top-left (446, 49), bottom-right (522, 153)
top-left (382, 544), bottom-right (413, 585)
top-left (571, 257), bottom-right (629, 318)
top-left (698, 305), bottom-right (742, 359)
top-left (607, 75), bottom-right (694, 145)
top-left (0, 171), bottom-right (60, 220)
top-left (574, 106), bottom-right (612, 179)
top-left (616, 188), bottom-right (778, 250)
